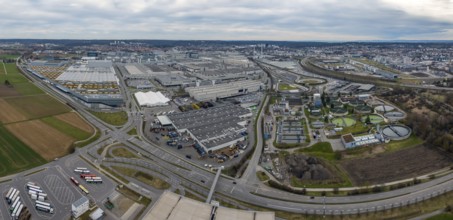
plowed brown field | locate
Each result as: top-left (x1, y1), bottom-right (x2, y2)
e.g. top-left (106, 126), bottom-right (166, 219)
top-left (6, 120), bottom-right (75, 161)
top-left (55, 112), bottom-right (94, 133)
top-left (0, 98), bottom-right (26, 123)
top-left (341, 146), bottom-right (452, 185)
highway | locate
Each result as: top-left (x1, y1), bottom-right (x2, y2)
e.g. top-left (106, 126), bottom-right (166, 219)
top-left (4, 60), bottom-right (453, 218)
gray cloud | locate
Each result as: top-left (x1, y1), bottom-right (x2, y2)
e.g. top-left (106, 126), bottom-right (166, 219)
top-left (0, 0), bottom-right (452, 40)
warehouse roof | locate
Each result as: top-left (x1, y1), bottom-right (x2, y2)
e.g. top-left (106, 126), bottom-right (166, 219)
top-left (144, 191), bottom-right (274, 220)
top-left (134, 91), bottom-right (170, 107)
top-left (72, 196), bottom-right (88, 208)
top-left (157, 115), bottom-right (172, 126)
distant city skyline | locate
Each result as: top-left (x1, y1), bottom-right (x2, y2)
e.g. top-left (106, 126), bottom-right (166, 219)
top-left (1, 0), bottom-right (452, 41)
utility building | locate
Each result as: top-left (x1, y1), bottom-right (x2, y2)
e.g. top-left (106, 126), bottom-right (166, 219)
top-left (72, 196), bottom-right (89, 218)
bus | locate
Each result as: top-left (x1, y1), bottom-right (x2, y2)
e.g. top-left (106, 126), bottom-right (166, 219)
top-left (84, 176), bottom-right (93, 180)
top-left (36, 204), bottom-right (54, 214)
top-left (80, 174), bottom-right (96, 178)
top-left (79, 185), bottom-right (89, 194)
top-left (12, 204), bottom-right (23, 219)
top-left (5, 188), bottom-right (14, 201)
top-left (9, 190), bottom-right (20, 204)
top-left (35, 200), bottom-right (51, 207)
top-left (86, 179), bottom-right (94, 184)
top-left (28, 187), bottom-right (43, 194)
top-left (82, 170), bottom-right (90, 173)
top-left (6, 188), bottom-right (19, 204)
top-left (38, 193), bottom-right (47, 198)
top-left (93, 179), bottom-right (103, 184)
top-left (11, 202), bottom-right (21, 216)
top-left (74, 169), bottom-right (84, 173)
top-left (92, 177), bottom-right (102, 180)
top-left (70, 177), bottom-right (80, 186)
top-left (26, 183), bottom-right (39, 190)
top-left (28, 185), bottom-right (41, 191)
top-left (12, 204), bottom-right (24, 219)
top-left (10, 197), bottom-right (20, 212)
top-left (76, 167), bottom-right (87, 170)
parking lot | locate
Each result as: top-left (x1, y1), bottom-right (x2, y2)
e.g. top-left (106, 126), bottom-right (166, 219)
top-left (0, 156), bottom-right (116, 220)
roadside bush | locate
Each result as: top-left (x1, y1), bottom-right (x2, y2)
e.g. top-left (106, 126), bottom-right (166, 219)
top-left (268, 180), bottom-right (306, 195)
top-left (445, 204), bottom-right (452, 212)
top-left (372, 185), bottom-right (384, 193)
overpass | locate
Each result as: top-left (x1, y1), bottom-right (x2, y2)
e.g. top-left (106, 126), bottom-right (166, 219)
top-left (206, 167), bottom-right (223, 203)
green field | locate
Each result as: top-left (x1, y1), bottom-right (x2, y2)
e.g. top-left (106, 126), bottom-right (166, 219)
top-left (0, 63), bottom-right (29, 84)
top-left (361, 114), bottom-right (384, 124)
top-left (427, 213), bottom-right (453, 220)
top-left (278, 83), bottom-right (297, 91)
top-left (5, 94), bottom-right (71, 119)
top-left (89, 110), bottom-right (128, 126)
top-left (0, 63), bottom-right (44, 96)
top-left (13, 82), bottom-right (45, 96)
top-left (41, 116), bottom-right (92, 140)
top-left (296, 142), bottom-right (337, 161)
top-left (385, 134), bottom-right (424, 152)
top-left (0, 125), bottom-right (46, 177)
top-left (332, 117), bottom-right (356, 127)
top-left (0, 54), bottom-right (19, 60)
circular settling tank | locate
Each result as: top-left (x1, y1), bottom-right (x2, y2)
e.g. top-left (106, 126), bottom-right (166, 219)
top-left (374, 105), bottom-right (395, 112)
top-left (332, 117), bottom-right (356, 127)
top-left (355, 105), bottom-right (372, 113)
top-left (330, 108), bottom-right (348, 116)
top-left (381, 125), bottom-right (411, 140)
top-left (384, 111), bottom-right (404, 118)
top-left (361, 114), bottom-right (384, 124)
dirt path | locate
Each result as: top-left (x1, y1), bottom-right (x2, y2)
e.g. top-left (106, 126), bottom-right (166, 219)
top-left (2, 62), bottom-right (7, 75)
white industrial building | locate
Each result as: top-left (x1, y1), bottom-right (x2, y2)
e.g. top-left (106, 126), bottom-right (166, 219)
top-left (72, 196), bottom-right (89, 218)
top-left (185, 80), bottom-right (262, 101)
top-left (341, 133), bottom-right (381, 149)
top-left (57, 60), bottom-right (118, 83)
top-left (134, 91), bottom-right (170, 107)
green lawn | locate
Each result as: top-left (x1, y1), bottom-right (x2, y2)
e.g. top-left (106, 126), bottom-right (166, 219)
top-left (89, 110), bottom-right (128, 126)
top-left (427, 213), bottom-right (453, 220)
top-left (41, 116), bottom-right (92, 140)
top-left (111, 147), bottom-right (139, 158)
top-left (335, 120), bottom-right (369, 135)
top-left (256, 171), bottom-right (270, 181)
top-left (127, 128), bottom-right (137, 135)
top-left (5, 94), bottom-right (71, 119)
top-left (113, 166), bottom-right (170, 189)
top-left (300, 142), bottom-right (334, 153)
top-left (278, 83), bottom-right (297, 91)
top-left (13, 82), bottom-right (44, 96)
top-left (0, 54), bottom-right (20, 60)
top-left (296, 142), bottom-right (337, 161)
top-left (74, 128), bottom-right (100, 148)
top-left (135, 171), bottom-right (171, 190)
top-left (385, 134), bottom-right (424, 152)
top-left (0, 125), bottom-right (46, 177)
top-left (0, 63), bottom-right (29, 84)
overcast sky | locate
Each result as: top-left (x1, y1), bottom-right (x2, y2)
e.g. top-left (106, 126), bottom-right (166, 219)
top-left (1, 0), bottom-right (453, 41)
